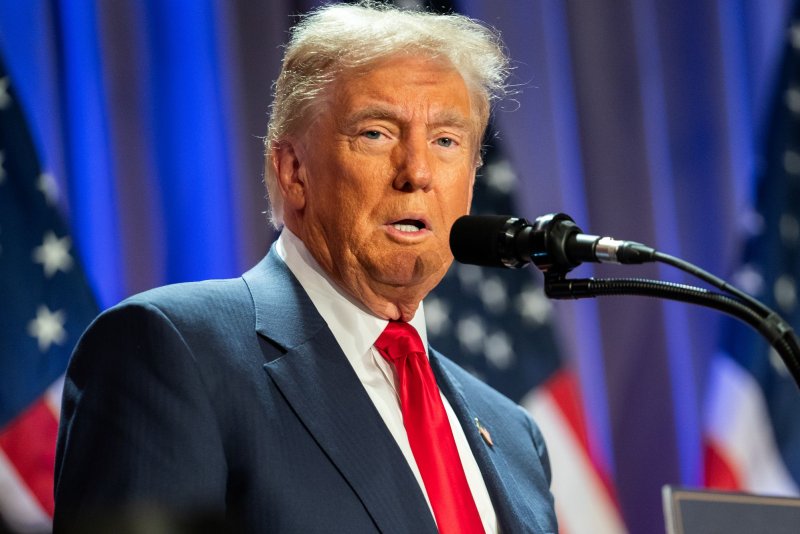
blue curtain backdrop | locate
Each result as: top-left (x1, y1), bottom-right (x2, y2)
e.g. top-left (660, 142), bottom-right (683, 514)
top-left (0, 1), bottom-right (795, 532)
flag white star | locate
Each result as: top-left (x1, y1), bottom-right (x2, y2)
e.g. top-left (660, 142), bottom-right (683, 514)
top-left (27, 305), bottom-right (67, 352)
top-left (424, 296), bottom-right (451, 336)
top-left (484, 331), bottom-right (514, 369)
top-left (37, 172), bottom-right (59, 205)
top-left (738, 207), bottom-right (764, 238)
top-left (783, 149), bottom-right (800, 175)
top-left (0, 77), bottom-right (9, 110)
top-left (780, 213), bottom-right (800, 246)
top-left (479, 276), bottom-right (508, 314)
top-left (732, 263), bottom-right (765, 297)
top-left (456, 314), bottom-right (486, 354)
top-left (484, 159), bottom-right (517, 194)
top-left (516, 284), bottom-right (552, 325)
top-left (786, 86), bottom-right (800, 115)
top-left (774, 274), bottom-right (797, 313)
top-left (791, 22), bottom-right (800, 50)
top-left (456, 263), bottom-right (483, 291)
top-left (33, 231), bottom-right (74, 278)
top-left (769, 347), bottom-right (791, 378)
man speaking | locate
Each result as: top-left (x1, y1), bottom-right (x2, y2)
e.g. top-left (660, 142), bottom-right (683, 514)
top-left (54, 3), bottom-right (557, 533)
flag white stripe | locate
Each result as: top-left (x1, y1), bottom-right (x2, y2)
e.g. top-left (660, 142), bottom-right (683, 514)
top-left (705, 354), bottom-right (798, 495)
top-left (523, 389), bottom-right (626, 534)
top-left (0, 448), bottom-right (51, 533)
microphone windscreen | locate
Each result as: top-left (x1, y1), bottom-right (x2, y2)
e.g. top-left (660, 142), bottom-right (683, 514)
top-left (449, 214), bottom-right (514, 268)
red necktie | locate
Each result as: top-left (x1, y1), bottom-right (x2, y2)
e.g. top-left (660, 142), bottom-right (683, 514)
top-left (375, 321), bottom-right (484, 534)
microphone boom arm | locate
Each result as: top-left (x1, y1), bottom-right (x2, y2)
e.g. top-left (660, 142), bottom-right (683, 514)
top-left (544, 273), bottom-right (800, 390)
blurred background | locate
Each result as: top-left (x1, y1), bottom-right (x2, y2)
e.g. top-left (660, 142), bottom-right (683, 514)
top-left (1, 0), bottom-right (799, 532)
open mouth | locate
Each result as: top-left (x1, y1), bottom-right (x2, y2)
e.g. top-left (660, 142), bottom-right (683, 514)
top-left (389, 219), bottom-right (427, 233)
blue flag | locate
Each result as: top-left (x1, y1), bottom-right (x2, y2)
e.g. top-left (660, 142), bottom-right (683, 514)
top-left (0, 56), bottom-right (96, 530)
top-left (703, 3), bottom-right (800, 496)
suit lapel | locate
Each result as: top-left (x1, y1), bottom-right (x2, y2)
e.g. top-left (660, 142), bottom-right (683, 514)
top-left (430, 349), bottom-right (548, 534)
top-left (243, 250), bottom-right (437, 534)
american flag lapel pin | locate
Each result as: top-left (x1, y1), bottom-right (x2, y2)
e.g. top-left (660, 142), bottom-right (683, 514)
top-left (474, 417), bottom-right (493, 447)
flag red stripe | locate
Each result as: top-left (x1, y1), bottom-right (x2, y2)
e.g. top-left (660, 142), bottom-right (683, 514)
top-left (543, 368), bottom-right (622, 511)
top-left (0, 398), bottom-right (58, 516)
top-left (703, 439), bottom-right (742, 491)
top-left (543, 369), bottom-right (590, 451)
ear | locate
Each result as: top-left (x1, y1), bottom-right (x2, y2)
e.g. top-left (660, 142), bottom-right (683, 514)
top-left (271, 139), bottom-right (307, 211)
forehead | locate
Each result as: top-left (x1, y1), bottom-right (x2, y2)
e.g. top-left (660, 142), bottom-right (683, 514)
top-left (327, 55), bottom-right (476, 125)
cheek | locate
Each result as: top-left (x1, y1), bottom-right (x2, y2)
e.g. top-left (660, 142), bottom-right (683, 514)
top-left (442, 179), bottom-right (474, 217)
top-left (307, 158), bottom-right (359, 213)
top-left (317, 175), bottom-right (385, 244)
top-left (336, 161), bottom-right (390, 213)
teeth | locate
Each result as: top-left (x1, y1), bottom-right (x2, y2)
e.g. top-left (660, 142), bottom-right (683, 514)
top-left (392, 223), bottom-right (422, 232)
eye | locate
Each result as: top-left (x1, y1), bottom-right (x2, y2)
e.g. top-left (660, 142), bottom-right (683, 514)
top-left (362, 130), bottom-right (383, 140)
top-left (436, 137), bottom-right (455, 148)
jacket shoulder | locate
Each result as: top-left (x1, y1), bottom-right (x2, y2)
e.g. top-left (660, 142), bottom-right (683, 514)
top-left (117, 277), bottom-right (253, 325)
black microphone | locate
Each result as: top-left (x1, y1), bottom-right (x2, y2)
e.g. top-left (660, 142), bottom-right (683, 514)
top-left (450, 213), bottom-right (656, 273)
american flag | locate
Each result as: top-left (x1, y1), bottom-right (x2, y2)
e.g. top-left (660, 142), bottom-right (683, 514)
top-left (703, 3), bottom-right (800, 497)
top-left (427, 140), bottom-right (626, 533)
top-left (0, 58), bottom-right (97, 532)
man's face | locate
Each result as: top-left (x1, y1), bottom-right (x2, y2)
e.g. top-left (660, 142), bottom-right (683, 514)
top-left (280, 55), bottom-right (480, 320)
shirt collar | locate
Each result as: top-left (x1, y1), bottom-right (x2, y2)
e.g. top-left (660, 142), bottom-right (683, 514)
top-left (275, 228), bottom-right (429, 355)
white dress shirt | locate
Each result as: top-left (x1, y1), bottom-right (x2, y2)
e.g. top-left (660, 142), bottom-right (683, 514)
top-left (276, 228), bottom-right (498, 533)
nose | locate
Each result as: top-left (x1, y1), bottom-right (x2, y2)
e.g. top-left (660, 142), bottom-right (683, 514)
top-left (392, 133), bottom-right (433, 192)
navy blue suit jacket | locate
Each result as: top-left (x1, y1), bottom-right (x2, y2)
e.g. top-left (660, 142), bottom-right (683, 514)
top-left (54, 250), bottom-right (557, 533)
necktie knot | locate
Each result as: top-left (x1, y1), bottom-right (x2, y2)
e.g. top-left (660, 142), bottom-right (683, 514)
top-left (374, 321), bottom-right (426, 362)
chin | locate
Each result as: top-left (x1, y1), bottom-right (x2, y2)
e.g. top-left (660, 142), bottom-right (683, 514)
top-left (374, 250), bottom-right (449, 289)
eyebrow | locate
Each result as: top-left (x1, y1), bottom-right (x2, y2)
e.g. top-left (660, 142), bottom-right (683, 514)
top-left (343, 105), bottom-right (399, 126)
top-left (340, 104), bottom-right (472, 132)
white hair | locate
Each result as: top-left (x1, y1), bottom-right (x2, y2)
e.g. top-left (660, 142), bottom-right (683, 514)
top-left (265, 1), bottom-right (511, 228)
